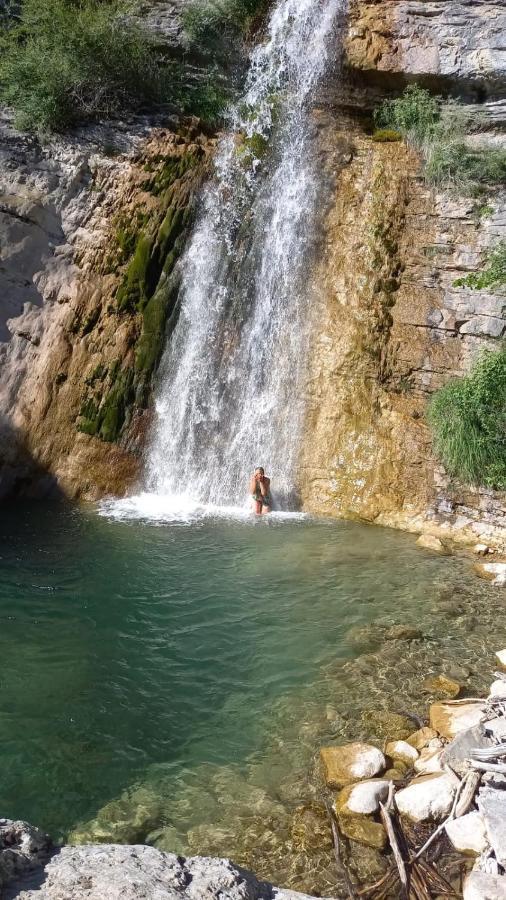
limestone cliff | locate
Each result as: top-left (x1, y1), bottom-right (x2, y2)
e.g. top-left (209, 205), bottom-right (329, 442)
top-left (0, 116), bottom-right (213, 499)
top-left (298, 0), bottom-right (506, 547)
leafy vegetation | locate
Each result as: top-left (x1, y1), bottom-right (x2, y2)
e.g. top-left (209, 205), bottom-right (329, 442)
top-left (0, 0), bottom-right (172, 132)
top-left (428, 348), bottom-right (506, 490)
top-left (454, 241), bottom-right (506, 290)
top-left (0, 0), bottom-right (237, 132)
top-left (375, 85), bottom-right (506, 193)
top-left (182, 0), bottom-right (268, 51)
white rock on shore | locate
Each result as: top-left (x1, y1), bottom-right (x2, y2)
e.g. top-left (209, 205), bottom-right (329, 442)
top-left (2, 842), bottom-right (329, 900)
top-left (463, 871), bottom-right (506, 900)
top-left (394, 773), bottom-right (457, 823)
top-left (445, 812), bottom-right (488, 857)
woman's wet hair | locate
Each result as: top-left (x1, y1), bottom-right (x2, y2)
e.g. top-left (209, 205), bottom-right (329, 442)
top-left (255, 466), bottom-right (265, 475)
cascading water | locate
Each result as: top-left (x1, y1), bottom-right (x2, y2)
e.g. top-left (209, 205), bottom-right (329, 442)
top-left (121, 0), bottom-right (344, 518)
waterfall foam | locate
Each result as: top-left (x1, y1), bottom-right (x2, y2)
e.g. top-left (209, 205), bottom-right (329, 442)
top-left (104, 0), bottom-right (344, 522)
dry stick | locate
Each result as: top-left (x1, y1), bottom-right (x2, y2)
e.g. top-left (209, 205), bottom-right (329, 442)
top-left (379, 801), bottom-right (409, 898)
top-left (455, 770), bottom-right (481, 817)
top-left (326, 804), bottom-right (358, 900)
top-left (417, 858), bottom-right (460, 896)
top-left (470, 760), bottom-right (506, 774)
top-left (410, 865), bottom-right (432, 900)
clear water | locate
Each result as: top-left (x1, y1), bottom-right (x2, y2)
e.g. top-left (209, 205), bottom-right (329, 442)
top-left (145, 0), bottom-right (344, 509)
top-left (1, 500), bottom-right (505, 896)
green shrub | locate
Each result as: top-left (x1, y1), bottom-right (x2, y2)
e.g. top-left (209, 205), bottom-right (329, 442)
top-left (454, 241), bottom-right (506, 290)
top-left (375, 85), bottom-right (506, 193)
top-left (182, 0), bottom-right (268, 51)
top-left (428, 348), bottom-right (506, 490)
top-left (374, 84), bottom-right (440, 146)
top-left (0, 0), bottom-right (171, 132)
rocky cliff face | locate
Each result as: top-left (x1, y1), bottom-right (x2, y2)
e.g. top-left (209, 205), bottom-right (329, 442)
top-left (298, 1), bottom-right (506, 548)
top-left (0, 114), bottom-right (213, 499)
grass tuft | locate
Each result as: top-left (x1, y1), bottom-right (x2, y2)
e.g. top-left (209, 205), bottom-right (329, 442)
top-left (428, 348), bottom-right (506, 490)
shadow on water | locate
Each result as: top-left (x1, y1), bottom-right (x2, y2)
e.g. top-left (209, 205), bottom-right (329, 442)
top-left (0, 415), bottom-right (63, 502)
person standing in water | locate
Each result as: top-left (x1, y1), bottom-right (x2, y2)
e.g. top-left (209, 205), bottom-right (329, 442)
top-left (250, 467), bottom-right (272, 515)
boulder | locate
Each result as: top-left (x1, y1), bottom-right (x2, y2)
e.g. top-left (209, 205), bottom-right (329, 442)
top-left (478, 785), bottom-right (506, 866)
top-left (335, 780), bottom-right (390, 816)
top-left (395, 774), bottom-right (457, 823)
top-left (4, 844), bottom-right (330, 900)
top-left (422, 674), bottom-right (461, 698)
top-left (474, 544), bottom-right (492, 556)
top-left (463, 871), bottom-right (506, 900)
top-left (445, 811), bottom-right (488, 857)
top-left (385, 740), bottom-right (418, 765)
top-left (0, 819), bottom-right (51, 887)
top-left (429, 701), bottom-right (486, 740)
top-left (361, 710), bottom-right (414, 741)
top-left (413, 747), bottom-right (443, 776)
top-left (416, 534), bottom-right (446, 553)
top-left (441, 724), bottom-right (491, 778)
top-left (320, 743), bottom-right (386, 788)
top-left (489, 680), bottom-right (506, 699)
top-left (473, 563), bottom-right (506, 586)
top-left (495, 649), bottom-right (506, 669)
top-left (337, 816), bottom-right (387, 851)
top-left (406, 727), bottom-right (438, 750)
top-left (382, 768), bottom-right (407, 782)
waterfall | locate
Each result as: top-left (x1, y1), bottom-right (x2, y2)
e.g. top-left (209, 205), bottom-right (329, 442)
top-left (142, 0), bottom-right (344, 514)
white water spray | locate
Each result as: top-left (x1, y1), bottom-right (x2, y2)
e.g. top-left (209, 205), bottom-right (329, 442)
top-left (107, 0), bottom-right (344, 521)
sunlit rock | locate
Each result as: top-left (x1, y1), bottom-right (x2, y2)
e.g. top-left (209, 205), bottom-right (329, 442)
top-left (429, 701), bottom-right (486, 740)
top-left (335, 779), bottom-right (390, 816)
top-left (320, 743), bottom-right (386, 788)
top-left (464, 871), bottom-right (506, 900)
top-left (474, 563), bottom-right (506, 586)
top-left (445, 811), bottom-right (488, 857)
top-left (416, 534), bottom-right (446, 553)
top-left (406, 727), bottom-right (438, 751)
top-left (395, 773), bottom-right (457, 823)
top-left (385, 740), bottom-right (419, 765)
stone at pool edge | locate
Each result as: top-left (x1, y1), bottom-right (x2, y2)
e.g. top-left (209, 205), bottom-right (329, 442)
top-left (320, 743), bottom-right (386, 788)
top-left (495, 649), bottom-right (506, 669)
top-left (361, 709), bottom-right (415, 741)
top-left (429, 700), bottom-right (486, 740)
top-left (406, 726), bottom-right (438, 750)
top-left (422, 674), bottom-right (462, 698)
top-left (416, 533), bottom-right (447, 554)
top-left (445, 811), bottom-right (487, 857)
top-left (473, 562), bottom-right (506, 586)
top-left (0, 818), bottom-right (52, 887)
top-left (385, 740), bottom-right (419, 766)
top-left (334, 780), bottom-right (389, 850)
top-left (2, 842), bottom-right (334, 900)
top-left (395, 773), bottom-right (457, 823)
top-left (464, 871), bottom-right (506, 900)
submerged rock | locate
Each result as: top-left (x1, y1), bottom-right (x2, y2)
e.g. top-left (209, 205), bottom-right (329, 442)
top-left (422, 674), bottom-right (461, 698)
top-left (337, 815), bottom-right (387, 851)
top-left (361, 709), bottom-right (414, 741)
top-left (320, 742), bottom-right (386, 788)
top-left (416, 534), bottom-right (446, 554)
top-left (290, 804), bottom-right (333, 853)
